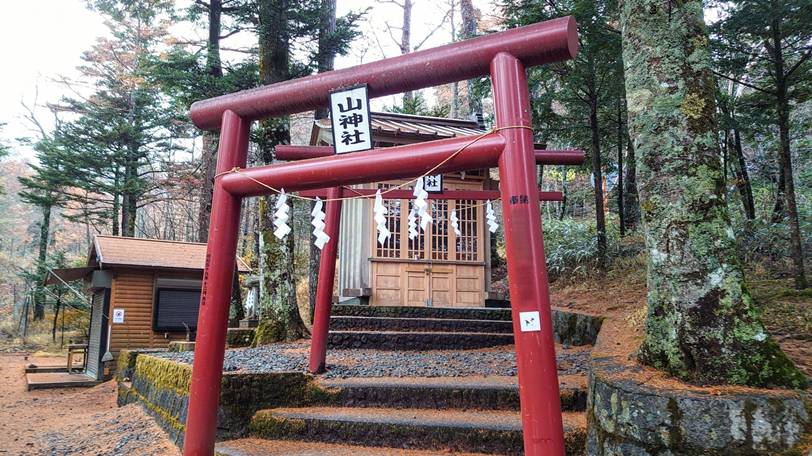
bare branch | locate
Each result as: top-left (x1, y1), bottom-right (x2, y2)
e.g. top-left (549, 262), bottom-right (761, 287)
top-left (413, 9), bottom-right (453, 51)
top-left (711, 69), bottom-right (775, 95)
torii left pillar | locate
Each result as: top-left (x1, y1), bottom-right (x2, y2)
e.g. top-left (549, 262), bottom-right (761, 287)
top-left (184, 110), bottom-right (250, 455)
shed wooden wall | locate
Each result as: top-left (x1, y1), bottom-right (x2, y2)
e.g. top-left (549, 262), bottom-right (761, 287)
top-left (107, 268), bottom-right (200, 355)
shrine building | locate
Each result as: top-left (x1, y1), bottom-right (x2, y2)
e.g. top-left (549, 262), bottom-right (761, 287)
top-left (308, 111), bottom-right (503, 308)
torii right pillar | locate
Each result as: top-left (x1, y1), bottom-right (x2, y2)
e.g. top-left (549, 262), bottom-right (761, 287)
top-left (491, 51), bottom-right (565, 455)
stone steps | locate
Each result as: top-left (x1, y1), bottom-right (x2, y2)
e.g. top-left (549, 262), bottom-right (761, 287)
top-left (332, 304), bottom-right (512, 321)
top-left (327, 330), bottom-right (514, 350)
top-left (215, 438), bottom-right (494, 456)
top-left (330, 305), bottom-right (603, 347)
top-left (318, 375), bottom-right (587, 412)
top-left (247, 406), bottom-right (586, 455)
top-left (330, 315), bottom-right (514, 334)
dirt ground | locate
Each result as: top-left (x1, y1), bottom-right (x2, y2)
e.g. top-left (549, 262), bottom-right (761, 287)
top-left (0, 353), bottom-right (180, 456)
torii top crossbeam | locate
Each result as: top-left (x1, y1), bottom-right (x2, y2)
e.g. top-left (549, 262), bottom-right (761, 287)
top-left (183, 16), bottom-right (580, 456)
top-left (189, 16), bottom-right (577, 130)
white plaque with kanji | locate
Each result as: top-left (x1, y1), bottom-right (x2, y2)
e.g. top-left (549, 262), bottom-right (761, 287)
top-left (329, 85), bottom-right (373, 154)
top-left (424, 174), bottom-right (443, 193)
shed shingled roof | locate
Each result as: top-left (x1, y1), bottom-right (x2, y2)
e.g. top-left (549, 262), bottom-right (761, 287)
top-left (90, 235), bottom-right (250, 272)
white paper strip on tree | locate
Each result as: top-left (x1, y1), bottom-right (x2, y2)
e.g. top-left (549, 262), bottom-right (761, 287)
top-left (310, 197), bottom-right (330, 250)
top-left (273, 189), bottom-right (291, 239)
top-left (373, 189), bottom-right (391, 245)
top-left (412, 176), bottom-right (432, 230)
top-left (486, 200), bottom-right (499, 233)
top-left (450, 209), bottom-right (461, 236)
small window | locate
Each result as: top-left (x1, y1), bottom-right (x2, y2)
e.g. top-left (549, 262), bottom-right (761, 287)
top-left (154, 288), bottom-right (201, 331)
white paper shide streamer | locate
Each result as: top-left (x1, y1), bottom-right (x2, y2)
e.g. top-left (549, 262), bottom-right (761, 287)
top-left (373, 189), bottom-right (391, 245)
top-left (310, 197), bottom-right (330, 250)
top-left (450, 209), bottom-right (461, 236)
top-left (273, 189), bottom-right (291, 239)
top-left (407, 205), bottom-right (419, 240)
top-left (486, 200), bottom-right (499, 233)
top-left (412, 176), bottom-right (432, 230)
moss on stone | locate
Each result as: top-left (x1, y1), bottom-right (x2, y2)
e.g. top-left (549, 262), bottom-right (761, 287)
top-left (134, 354), bottom-right (192, 395)
top-left (252, 318), bottom-right (287, 346)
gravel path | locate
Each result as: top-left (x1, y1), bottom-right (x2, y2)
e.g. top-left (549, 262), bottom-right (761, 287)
top-left (156, 342), bottom-right (590, 378)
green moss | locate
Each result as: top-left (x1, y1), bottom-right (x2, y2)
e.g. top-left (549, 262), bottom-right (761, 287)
top-left (252, 318), bottom-right (286, 346)
top-left (134, 354), bottom-right (192, 395)
top-left (117, 349), bottom-right (139, 380)
top-left (680, 92), bottom-right (706, 120)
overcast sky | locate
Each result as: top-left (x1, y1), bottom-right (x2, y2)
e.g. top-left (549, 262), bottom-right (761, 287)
top-left (0, 0), bottom-right (495, 158)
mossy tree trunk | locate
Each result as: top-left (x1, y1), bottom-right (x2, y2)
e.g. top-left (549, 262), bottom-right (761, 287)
top-left (620, 0), bottom-right (805, 387)
top-left (255, 0), bottom-right (307, 343)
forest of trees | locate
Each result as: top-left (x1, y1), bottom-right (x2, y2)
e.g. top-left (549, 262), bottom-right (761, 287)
top-left (0, 0), bottom-right (809, 387)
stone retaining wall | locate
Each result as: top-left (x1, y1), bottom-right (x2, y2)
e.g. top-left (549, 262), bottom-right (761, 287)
top-left (118, 350), bottom-right (336, 447)
top-left (586, 320), bottom-right (811, 455)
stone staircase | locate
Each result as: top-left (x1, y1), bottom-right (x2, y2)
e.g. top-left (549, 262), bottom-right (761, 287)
top-left (215, 305), bottom-right (600, 455)
top-left (327, 304), bottom-right (601, 350)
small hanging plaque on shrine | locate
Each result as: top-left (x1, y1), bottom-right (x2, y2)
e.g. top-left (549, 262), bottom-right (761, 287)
top-left (329, 84), bottom-right (373, 154)
top-left (424, 174), bottom-right (443, 193)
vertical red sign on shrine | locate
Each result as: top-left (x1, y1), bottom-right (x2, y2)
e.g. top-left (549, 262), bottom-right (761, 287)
top-left (183, 16), bottom-right (579, 456)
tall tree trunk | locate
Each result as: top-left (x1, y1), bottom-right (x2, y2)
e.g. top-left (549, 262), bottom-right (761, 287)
top-left (400, 0), bottom-right (414, 103)
top-left (33, 203), bottom-right (52, 320)
top-left (255, 0), bottom-right (307, 342)
top-left (559, 165), bottom-right (567, 220)
top-left (617, 100), bottom-right (625, 236)
top-left (771, 18), bottom-right (807, 289)
top-left (197, 0), bottom-right (224, 242)
top-left (51, 291), bottom-right (62, 342)
top-left (621, 0), bottom-right (804, 387)
top-left (589, 95), bottom-right (607, 270)
top-left (112, 170), bottom-right (121, 236)
top-left (121, 153), bottom-right (138, 237)
top-left (460, 0), bottom-right (480, 115)
top-left (623, 133), bottom-right (639, 230)
top-left (731, 127), bottom-right (755, 220)
top-left (198, 134), bottom-right (218, 241)
top-left (309, 0), bottom-right (338, 320)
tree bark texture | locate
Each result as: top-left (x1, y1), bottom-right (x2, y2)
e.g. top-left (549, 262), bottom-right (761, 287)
top-left (731, 128), bottom-right (755, 220)
top-left (589, 96), bottom-right (607, 269)
top-left (309, 0), bottom-right (337, 320)
top-left (460, 0), bottom-right (481, 115)
top-left (197, 0), bottom-right (224, 242)
top-left (623, 133), bottom-right (639, 231)
top-left (617, 100), bottom-right (625, 236)
top-left (33, 203), bottom-right (51, 320)
top-left (256, 0), bottom-right (307, 342)
top-left (621, 0), bottom-right (804, 387)
top-left (400, 0), bottom-right (414, 103)
top-left (770, 16), bottom-right (806, 289)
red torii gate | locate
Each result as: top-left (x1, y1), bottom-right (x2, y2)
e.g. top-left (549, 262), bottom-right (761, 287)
top-left (274, 144), bottom-right (585, 375)
top-left (184, 16), bottom-right (580, 456)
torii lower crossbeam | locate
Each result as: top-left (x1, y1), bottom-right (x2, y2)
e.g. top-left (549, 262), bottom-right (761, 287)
top-left (184, 15), bottom-right (580, 456)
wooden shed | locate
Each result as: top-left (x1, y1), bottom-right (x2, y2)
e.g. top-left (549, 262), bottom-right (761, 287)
top-left (47, 236), bottom-right (249, 380)
top-left (309, 112), bottom-right (497, 308)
